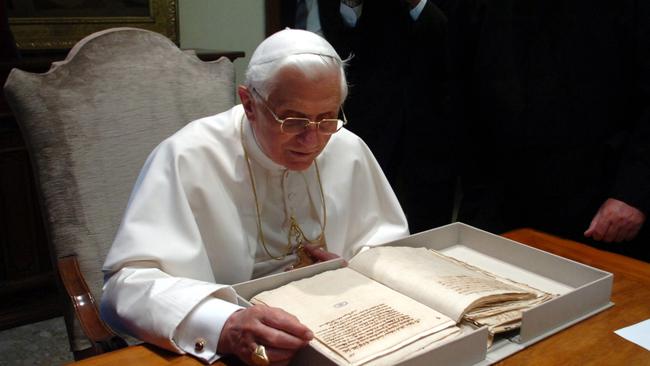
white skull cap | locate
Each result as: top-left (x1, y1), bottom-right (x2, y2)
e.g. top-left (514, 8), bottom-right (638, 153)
top-left (249, 28), bottom-right (341, 66)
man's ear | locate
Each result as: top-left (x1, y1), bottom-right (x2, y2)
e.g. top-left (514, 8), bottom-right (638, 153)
top-left (238, 85), bottom-right (255, 119)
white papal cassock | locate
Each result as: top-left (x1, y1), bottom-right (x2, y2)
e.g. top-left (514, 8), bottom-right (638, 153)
top-left (101, 104), bottom-right (409, 363)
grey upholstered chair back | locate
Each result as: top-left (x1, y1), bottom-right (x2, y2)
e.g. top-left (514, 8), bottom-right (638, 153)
top-left (3, 27), bottom-right (235, 353)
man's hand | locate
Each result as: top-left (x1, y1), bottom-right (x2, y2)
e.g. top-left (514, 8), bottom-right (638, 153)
top-left (285, 244), bottom-right (344, 271)
top-left (301, 244), bottom-right (342, 263)
top-left (217, 305), bottom-right (313, 365)
top-left (584, 198), bottom-right (646, 243)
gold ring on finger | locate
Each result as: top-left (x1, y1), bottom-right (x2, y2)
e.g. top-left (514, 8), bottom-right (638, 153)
top-left (251, 344), bottom-right (270, 366)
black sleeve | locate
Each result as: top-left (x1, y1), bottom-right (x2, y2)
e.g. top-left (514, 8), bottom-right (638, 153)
top-left (611, 0), bottom-right (650, 215)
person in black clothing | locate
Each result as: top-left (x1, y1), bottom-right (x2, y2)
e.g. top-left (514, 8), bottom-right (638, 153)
top-left (280, 0), bottom-right (456, 233)
top-left (449, 0), bottom-right (650, 261)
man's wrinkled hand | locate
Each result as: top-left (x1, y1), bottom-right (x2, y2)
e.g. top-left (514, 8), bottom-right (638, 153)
top-left (584, 198), bottom-right (646, 243)
top-left (217, 305), bottom-right (313, 365)
top-left (301, 244), bottom-right (342, 263)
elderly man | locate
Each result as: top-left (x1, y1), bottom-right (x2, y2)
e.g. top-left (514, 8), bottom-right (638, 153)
top-left (101, 29), bottom-right (408, 365)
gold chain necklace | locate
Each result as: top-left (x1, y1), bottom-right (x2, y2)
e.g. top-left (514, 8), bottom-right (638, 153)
top-left (240, 116), bottom-right (327, 262)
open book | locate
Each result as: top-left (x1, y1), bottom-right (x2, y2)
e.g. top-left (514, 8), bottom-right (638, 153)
top-left (251, 246), bottom-right (556, 366)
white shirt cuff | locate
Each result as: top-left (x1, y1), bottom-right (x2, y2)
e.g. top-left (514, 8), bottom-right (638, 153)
top-left (410, 0), bottom-right (427, 21)
top-left (173, 297), bottom-right (243, 364)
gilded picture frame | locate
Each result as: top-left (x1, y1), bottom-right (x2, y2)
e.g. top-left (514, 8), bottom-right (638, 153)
top-left (8, 0), bottom-right (178, 50)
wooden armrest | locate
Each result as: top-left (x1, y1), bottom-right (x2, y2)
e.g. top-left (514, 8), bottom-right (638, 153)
top-left (57, 255), bottom-right (127, 356)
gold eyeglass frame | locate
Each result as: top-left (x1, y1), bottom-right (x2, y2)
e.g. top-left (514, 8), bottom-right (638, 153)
top-left (251, 88), bottom-right (347, 135)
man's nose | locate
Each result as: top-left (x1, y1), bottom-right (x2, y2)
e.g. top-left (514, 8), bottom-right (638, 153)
top-left (297, 124), bottom-right (320, 146)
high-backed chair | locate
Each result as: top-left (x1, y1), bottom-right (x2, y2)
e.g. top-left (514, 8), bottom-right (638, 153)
top-left (3, 27), bottom-right (236, 359)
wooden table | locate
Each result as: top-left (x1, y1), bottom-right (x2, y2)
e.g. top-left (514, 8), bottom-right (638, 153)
top-left (68, 228), bottom-right (650, 365)
top-left (497, 229), bottom-right (650, 365)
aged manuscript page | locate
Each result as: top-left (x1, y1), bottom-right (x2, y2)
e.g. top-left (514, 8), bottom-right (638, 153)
top-left (348, 246), bottom-right (554, 334)
top-left (251, 267), bottom-right (458, 366)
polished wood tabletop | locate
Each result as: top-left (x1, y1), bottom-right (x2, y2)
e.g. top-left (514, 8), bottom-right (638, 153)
top-left (497, 229), bottom-right (650, 365)
top-left (68, 228), bottom-right (650, 366)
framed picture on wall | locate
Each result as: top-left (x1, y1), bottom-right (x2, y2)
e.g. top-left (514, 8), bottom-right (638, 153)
top-left (7, 0), bottom-right (178, 50)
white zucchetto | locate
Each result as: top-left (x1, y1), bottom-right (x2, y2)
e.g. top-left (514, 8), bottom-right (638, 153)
top-left (249, 28), bottom-right (341, 66)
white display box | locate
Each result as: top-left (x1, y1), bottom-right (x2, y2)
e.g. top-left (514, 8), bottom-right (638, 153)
top-left (233, 222), bottom-right (613, 365)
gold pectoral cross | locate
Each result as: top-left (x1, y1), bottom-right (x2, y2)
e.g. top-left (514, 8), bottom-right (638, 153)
top-left (289, 215), bottom-right (327, 269)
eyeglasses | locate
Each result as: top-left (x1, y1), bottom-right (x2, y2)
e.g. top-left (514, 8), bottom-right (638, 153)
top-left (251, 88), bottom-right (347, 135)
